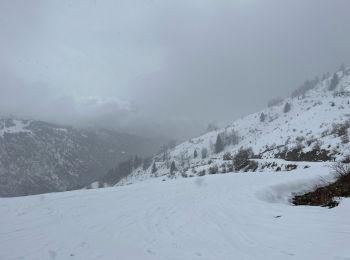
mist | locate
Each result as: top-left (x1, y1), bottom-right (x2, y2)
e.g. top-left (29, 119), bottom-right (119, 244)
top-left (1, 0), bottom-right (350, 140)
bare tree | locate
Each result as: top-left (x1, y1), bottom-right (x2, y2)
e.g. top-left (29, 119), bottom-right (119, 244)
top-left (331, 162), bottom-right (350, 177)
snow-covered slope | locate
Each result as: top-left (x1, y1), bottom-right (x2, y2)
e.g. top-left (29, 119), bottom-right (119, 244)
top-left (120, 68), bottom-right (350, 185)
top-left (0, 118), bottom-right (160, 197)
top-left (1, 164), bottom-right (349, 260)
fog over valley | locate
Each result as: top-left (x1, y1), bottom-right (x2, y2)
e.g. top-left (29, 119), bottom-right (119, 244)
top-left (1, 0), bottom-right (350, 140)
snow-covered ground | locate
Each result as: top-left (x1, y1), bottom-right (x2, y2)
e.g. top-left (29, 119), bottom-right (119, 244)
top-left (1, 163), bottom-right (349, 260)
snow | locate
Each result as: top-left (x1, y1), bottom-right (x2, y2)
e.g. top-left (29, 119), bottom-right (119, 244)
top-left (0, 119), bottom-right (32, 137)
top-left (120, 70), bottom-right (350, 184)
top-left (1, 163), bottom-right (350, 260)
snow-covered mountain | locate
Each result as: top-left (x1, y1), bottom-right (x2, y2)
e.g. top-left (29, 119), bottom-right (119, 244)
top-left (0, 118), bottom-right (160, 197)
top-left (119, 67), bottom-right (350, 185)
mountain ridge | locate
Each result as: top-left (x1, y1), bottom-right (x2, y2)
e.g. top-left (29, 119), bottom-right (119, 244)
top-left (0, 118), bottom-right (161, 197)
top-left (117, 67), bottom-right (350, 186)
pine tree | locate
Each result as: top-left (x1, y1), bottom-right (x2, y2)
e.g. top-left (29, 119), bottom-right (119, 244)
top-left (215, 134), bottom-right (224, 153)
top-left (142, 157), bottom-right (152, 171)
top-left (151, 162), bottom-right (157, 174)
top-left (193, 149), bottom-right (198, 158)
top-left (283, 102), bottom-right (291, 113)
top-left (329, 73), bottom-right (339, 91)
top-left (133, 155), bottom-right (142, 169)
top-left (260, 112), bottom-right (266, 122)
top-left (201, 147), bottom-right (208, 159)
top-left (170, 161), bottom-right (177, 175)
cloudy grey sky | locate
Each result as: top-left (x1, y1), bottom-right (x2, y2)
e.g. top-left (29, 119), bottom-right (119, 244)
top-left (1, 0), bottom-right (350, 140)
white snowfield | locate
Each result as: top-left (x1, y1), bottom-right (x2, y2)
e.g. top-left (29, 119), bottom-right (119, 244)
top-left (1, 163), bottom-right (349, 260)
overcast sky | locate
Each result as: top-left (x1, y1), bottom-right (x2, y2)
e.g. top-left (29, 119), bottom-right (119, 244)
top-left (1, 0), bottom-right (350, 140)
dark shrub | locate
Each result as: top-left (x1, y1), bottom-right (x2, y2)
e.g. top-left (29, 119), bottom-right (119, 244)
top-left (170, 161), bottom-right (177, 175)
top-left (245, 160), bottom-right (259, 172)
top-left (283, 102), bottom-right (291, 113)
top-left (260, 112), bottom-right (266, 122)
top-left (331, 162), bottom-right (350, 178)
top-left (233, 148), bottom-right (254, 171)
top-left (223, 152), bottom-right (232, 160)
top-left (209, 164), bottom-right (219, 174)
top-left (198, 170), bottom-right (206, 176)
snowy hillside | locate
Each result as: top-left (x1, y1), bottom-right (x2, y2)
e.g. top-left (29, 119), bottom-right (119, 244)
top-left (119, 68), bottom-right (350, 185)
top-left (0, 118), bottom-right (160, 197)
top-left (1, 164), bottom-right (349, 260)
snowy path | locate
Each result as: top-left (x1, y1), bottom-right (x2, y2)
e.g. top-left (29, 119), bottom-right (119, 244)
top-left (1, 164), bottom-right (350, 260)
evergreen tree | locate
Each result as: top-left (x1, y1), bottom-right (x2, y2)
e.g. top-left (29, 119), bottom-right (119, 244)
top-left (142, 157), bottom-right (152, 171)
top-left (215, 134), bottom-right (224, 153)
top-left (193, 149), bottom-right (198, 158)
top-left (283, 102), bottom-right (291, 113)
top-left (201, 147), bottom-right (208, 159)
top-left (260, 112), bottom-right (266, 122)
top-left (329, 73), bottom-right (339, 91)
top-left (170, 161), bottom-right (177, 175)
top-left (151, 162), bottom-right (157, 174)
top-left (133, 155), bottom-right (142, 169)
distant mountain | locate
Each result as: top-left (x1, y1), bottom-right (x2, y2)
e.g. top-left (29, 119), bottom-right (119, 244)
top-left (0, 119), bottom-right (162, 197)
top-left (118, 67), bottom-right (350, 185)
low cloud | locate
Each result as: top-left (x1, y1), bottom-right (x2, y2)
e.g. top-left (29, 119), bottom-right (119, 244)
top-left (1, 0), bottom-right (350, 140)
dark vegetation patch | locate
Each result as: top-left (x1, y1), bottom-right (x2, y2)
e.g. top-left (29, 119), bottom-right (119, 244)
top-left (233, 148), bottom-right (254, 171)
top-left (285, 164), bottom-right (297, 171)
top-left (244, 160), bottom-right (259, 172)
top-left (277, 147), bottom-right (334, 162)
top-left (293, 163), bottom-right (350, 208)
top-left (223, 152), bottom-right (233, 161)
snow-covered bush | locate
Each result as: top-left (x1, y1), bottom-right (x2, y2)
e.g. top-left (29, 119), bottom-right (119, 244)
top-left (208, 164), bottom-right (219, 174)
top-left (331, 122), bottom-right (350, 137)
top-left (331, 162), bottom-right (350, 178)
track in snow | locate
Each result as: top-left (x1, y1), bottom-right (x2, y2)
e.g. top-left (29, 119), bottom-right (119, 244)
top-left (1, 163), bottom-right (350, 260)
